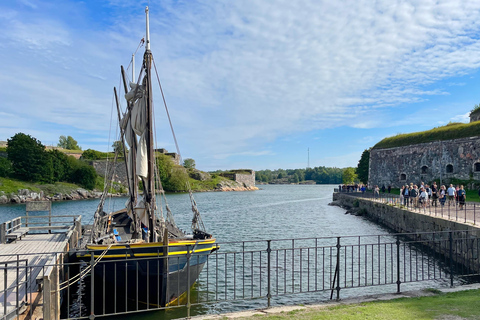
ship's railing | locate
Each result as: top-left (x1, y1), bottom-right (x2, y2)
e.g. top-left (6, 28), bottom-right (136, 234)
top-left (338, 191), bottom-right (480, 226)
top-left (30, 229), bottom-right (478, 319)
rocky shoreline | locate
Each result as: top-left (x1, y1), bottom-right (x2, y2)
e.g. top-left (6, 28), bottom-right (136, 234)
top-left (0, 188), bottom-right (118, 204)
top-left (0, 182), bottom-right (258, 205)
top-left (328, 199), bottom-right (365, 216)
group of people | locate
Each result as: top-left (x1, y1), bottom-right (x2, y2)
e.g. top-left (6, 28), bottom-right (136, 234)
top-left (339, 184), bottom-right (367, 193)
top-left (399, 182), bottom-right (466, 209)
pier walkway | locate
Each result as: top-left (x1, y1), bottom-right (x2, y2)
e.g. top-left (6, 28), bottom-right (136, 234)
top-left (337, 190), bottom-right (480, 226)
top-left (0, 214), bottom-right (81, 320)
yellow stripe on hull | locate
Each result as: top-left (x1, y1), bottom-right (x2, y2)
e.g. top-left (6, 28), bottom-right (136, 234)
top-left (78, 246), bottom-right (215, 259)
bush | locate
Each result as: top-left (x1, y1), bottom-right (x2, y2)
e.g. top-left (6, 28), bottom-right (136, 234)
top-left (82, 149), bottom-right (109, 160)
top-left (71, 165), bottom-right (97, 189)
top-left (0, 158), bottom-right (12, 177)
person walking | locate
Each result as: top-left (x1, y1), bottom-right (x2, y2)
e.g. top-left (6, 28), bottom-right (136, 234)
top-left (399, 186), bottom-right (404, 205)
top-left (439, 185), bottom-right (447, 206)
top-left (458, 185), bottom-right (466, 210)
top-left (402, 185), bottom-right (409, 206)
top-left (410, 185), bottom-right (418, 207)
top-left (419, 187), bottom-right (428, 209)
top-left (431, 182), bottom-right (438, 207)
top-left (447, 184), bottom-right (456, 206)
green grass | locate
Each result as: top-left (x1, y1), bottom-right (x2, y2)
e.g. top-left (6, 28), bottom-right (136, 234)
top-left (373, 121), bottom-right (480, 149)
top-left (0, 177), bottom-right (42, 193)
top-left (235, 289), bottom-right (480, 319)
top-left (0, 177), bottom-right (93, 196)
top-left (188, 176), bottom-right (230, 191)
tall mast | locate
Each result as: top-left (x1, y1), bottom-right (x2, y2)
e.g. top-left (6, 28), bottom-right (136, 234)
top-left (145, 6), bottom-right (156, 242)
top-left (132, 54), bottom-right (135, 82)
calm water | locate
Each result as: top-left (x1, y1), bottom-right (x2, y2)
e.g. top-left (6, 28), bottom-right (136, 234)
top-left (0, 185), bottom-right (460, 319)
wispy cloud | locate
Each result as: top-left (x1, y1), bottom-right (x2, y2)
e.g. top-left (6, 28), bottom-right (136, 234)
top-left (1, 0), bottom-right (480, 170)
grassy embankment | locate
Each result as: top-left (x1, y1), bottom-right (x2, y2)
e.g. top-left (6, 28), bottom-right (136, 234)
top-left (0, 176), bottom-right (120, 196)
top-left (374, 121), bottom-right (480, 149)
top-left (235, 289), bottom-right (480, 320)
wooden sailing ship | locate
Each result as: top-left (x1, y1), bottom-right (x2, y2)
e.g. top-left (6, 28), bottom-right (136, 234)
top-left (77, 6), bottom-right (217, 307)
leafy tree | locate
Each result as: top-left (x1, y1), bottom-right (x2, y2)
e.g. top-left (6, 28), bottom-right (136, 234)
top-left (7, 133), bottom-right (47, 181)
top-left (112, 140), bottom-right (125, 155)
top-left (0, 157), bottom-right (12, 177)
top-left (342, 167), bottom-right (358, 184)
top-left (183, 158), bottom-right (196, 169)
top-left (156, 154), bottom-right (189, 191)
top-left (71, 164), bottom-right (97, 189)
top-left (58, 135), bottom-right (81, 150)
top-left (356, 149), bottom-right (370, 184)
top-left (45, 149), bottom-right (70, 182)
top-left (82, 149), bottom-right (105, 160)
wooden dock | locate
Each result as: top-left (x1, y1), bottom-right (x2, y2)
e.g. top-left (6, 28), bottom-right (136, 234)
top-left (0, 211), bottom-right (81, 320)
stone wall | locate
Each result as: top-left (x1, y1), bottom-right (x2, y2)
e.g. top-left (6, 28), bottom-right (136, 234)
top-left (220, 170), bottom-right (256, 187)
top-left (333, 193), bottom-right (480, 271)
top-left (369, 136), bottom-right (480, 188)
top-left (470, 111), bottom-right (480, 123)
top-left (235, 172), bottom-right (256, 187)
top-left (91, 160), bottom-right (128, 185)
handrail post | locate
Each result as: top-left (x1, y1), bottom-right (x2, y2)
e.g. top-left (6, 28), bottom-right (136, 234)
top-left (4, 263), bottom-right (7, 316)
top-left (267, 240), bottom-right (271, 308)
top-left (336, 237), bottom-right (341, 301)
top-left (186, 245), bottom-right (191, 318)
top-left (449, 231), bottom-right (454, 287)
top-left (396, 236), bottom-right (401, 293)
top-left (90, 251), bottom-right (95, 318)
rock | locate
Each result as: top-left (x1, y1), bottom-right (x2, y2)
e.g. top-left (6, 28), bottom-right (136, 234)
top-left (0, 195), bottom-right (8, 204)
top-left (76, 188), bottom-right (89, 199)
top-left (10, 195), bottom-right (21, 203)
top-left (189, 170), bottom-right (211, 181)
top-left (18, 189), bottom-right (30, 196)
top-left (29, 192), bottom-right (40, 201)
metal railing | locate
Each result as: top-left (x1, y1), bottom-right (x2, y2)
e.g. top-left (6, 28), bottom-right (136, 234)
top-left (49, 230), bottom-right (480, 319)
top-left (339, 191), bottom-right (480, 226)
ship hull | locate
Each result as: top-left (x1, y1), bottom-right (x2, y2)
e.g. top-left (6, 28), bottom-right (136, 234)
top-left (77, 238), bottom-right (216, 307)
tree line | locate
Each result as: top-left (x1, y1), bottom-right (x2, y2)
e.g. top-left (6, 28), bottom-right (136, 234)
top-left (0, 133), bottom-right (97, 189)
top-left (256, 166), bottom-right (346, 184)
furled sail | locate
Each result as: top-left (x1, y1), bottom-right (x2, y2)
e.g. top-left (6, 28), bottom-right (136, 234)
top-left (125, 81), bottom-right (148, 180)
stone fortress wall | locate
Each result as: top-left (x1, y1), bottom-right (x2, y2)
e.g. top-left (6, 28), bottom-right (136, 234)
top-left (369, 136), bottom-right (480, 188)
top-left (369, 111), bottom-right (480, 188)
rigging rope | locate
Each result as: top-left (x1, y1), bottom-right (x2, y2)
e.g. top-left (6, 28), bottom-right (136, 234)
top-left (152, 58), bottom-right (206, 232)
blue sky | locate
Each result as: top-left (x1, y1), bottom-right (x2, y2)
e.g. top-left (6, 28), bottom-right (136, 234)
top-left (1, 1), bottom-right (480, 172)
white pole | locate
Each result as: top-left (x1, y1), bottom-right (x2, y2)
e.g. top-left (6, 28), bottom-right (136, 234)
top-left (145, 6), bottom-right (151, 52)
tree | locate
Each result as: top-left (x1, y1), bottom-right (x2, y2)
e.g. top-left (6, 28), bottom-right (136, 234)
top-left (58, 135), bottom-right (81, 150)
top-left (0, 157), bottom-right (12, 177)
top-left (356, 149), bottom-right (370, 184)
top-left (183, 158), bottom-right (196, 169)
top-left (71, 164), bottom-right (97, 189)
top-left (112, 140), bottom-right (125, 155)
top-left (7, 133), bottom-right (47, 181)
top-left (342, 167), bottom-right (358, 184)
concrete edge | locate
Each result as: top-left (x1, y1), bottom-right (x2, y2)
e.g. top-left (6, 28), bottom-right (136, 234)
top-left (189, 283), bottom-right (480, 319)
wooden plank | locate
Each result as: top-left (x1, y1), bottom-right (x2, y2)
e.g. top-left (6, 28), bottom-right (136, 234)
top-left (0, 228), bottom-right (73, 318)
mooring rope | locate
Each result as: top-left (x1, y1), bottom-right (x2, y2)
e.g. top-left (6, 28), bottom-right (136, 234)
top-left (55, 243), bottom-right (113, 292)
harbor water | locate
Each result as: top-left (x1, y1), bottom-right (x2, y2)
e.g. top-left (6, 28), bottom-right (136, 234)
top-left (0, 185), bottom-right (463, 319)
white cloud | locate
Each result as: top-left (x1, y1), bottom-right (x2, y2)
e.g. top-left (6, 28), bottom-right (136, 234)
top-left (1, 0), bottom-right (480, 166)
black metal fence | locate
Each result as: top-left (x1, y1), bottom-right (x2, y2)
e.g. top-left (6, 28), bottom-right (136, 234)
top-left (338, 190), bottom-right (480, 226)
top-left (2, 230), bottom-right (479, 319)
top-left (53, 230), bottom-right (479, 319)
